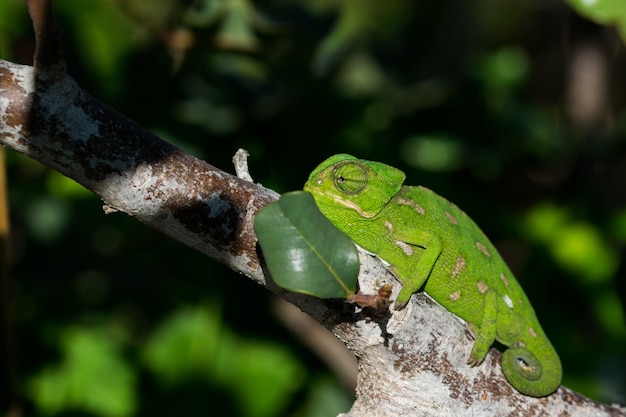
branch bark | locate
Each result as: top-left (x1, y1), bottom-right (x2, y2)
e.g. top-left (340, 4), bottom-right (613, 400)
top-left (2, 57), bottom-right (625, 417)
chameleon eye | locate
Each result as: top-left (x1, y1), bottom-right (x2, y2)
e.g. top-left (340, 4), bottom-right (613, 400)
top-left (333, 163), bottom-right (367, 194)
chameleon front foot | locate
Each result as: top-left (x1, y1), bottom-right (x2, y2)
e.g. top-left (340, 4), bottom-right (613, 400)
top-left (392, 286), bottom-right (415, 310)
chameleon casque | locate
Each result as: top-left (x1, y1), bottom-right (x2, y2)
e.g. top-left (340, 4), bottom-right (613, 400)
top-left (303, 154), bottom-right (562, 397)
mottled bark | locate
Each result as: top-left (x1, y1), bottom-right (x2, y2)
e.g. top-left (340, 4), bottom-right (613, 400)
top-left (0, 59), bottom-right (276, 281)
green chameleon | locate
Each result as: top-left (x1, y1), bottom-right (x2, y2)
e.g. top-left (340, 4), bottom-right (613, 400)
top-left (303, 154), bottom-right (562, 397)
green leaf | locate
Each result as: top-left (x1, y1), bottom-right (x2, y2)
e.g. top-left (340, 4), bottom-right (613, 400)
top-left (254, 191), bottom-right (359, 298)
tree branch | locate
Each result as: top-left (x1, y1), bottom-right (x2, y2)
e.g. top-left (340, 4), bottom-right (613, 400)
top-left (0, 58), bottom-right (275, 277)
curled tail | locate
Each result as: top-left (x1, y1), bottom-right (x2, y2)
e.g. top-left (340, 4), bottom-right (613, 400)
top-left (501, 342), bottom-right (562, 397)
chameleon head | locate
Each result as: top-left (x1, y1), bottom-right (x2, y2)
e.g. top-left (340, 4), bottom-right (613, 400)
top-left (304, 154), bottom-right (406, 218)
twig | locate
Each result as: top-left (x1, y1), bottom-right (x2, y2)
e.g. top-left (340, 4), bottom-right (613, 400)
top-left (25, 0), bottom-right (66, 86)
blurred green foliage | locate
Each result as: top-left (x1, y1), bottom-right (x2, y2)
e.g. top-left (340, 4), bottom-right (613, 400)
top-left (141, 303), bottom-right (304, 417)
top-left (566, 0), bottom-right (626, 41)
top-left (28, 325), bottom-right (137, 417)
top-left (2, 0), bottom-right (626, 415)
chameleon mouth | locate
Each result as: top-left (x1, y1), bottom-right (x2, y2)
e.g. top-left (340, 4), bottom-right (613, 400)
top-left (305, 185), bottom-right (374, 218)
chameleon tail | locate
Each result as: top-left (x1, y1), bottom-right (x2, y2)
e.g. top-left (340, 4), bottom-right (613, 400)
top-left (501, 344), bottom-right (562, 397)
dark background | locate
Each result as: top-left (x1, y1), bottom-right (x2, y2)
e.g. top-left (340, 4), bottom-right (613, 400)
top-left (1, 0), bottom-right (626, 415)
